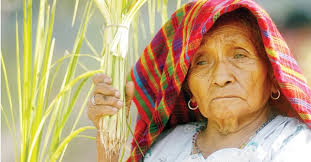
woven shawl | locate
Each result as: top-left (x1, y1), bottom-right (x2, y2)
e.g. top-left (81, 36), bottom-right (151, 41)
top-left (127, 0), bottom-right (311, 161)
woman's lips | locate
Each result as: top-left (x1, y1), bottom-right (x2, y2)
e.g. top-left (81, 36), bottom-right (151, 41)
top-left (212, 96), bottom-right (242, 101)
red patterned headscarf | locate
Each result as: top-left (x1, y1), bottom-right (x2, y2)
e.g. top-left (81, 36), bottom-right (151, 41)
top-left (127, 0), bottom-right (311, 161)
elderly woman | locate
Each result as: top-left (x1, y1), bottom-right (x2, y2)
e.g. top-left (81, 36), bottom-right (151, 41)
top-left (87, 0), bottom-right (311, 161)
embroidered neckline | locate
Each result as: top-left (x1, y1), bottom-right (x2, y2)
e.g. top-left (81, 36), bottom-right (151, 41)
top-left (191, 114), bottom-right (277, 156)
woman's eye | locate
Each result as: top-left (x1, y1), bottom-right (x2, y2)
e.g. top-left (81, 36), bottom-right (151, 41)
top-left (233, 53), bottom-right (247, 59)
top-left (196, 61), bottom-right (208, 65)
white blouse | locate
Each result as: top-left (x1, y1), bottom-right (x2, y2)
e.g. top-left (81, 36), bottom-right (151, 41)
top-left (143, 115), bottom-right (311, 162)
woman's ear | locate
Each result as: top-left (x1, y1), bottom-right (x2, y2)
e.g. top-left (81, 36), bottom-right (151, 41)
top-left (269, 71), bottom-right (278, 93)
top-left (191, 97), bottom-right (197, 103)
top-left (182, 74), bottom-right (193, 99)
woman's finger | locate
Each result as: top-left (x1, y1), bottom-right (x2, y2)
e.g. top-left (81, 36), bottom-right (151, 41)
top-left (92, 73), bottom-right (112, 85)
top-left (87, 100), bottom-right (119, 128)
top-left (88, 104), bottom-right (118, 117)
top-left (92, 94), bottom-right (123, 108)
top-left (93, 84), bottom-right (120, 98)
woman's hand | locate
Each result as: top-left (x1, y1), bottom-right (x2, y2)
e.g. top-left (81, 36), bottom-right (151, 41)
top-left (87, 73), bottom-right (134, 129)
top-left (87, 74), bottom-right (135, 161)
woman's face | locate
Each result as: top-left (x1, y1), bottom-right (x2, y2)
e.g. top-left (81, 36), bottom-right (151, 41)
top-left (188, 21), bottom-right (273, 121)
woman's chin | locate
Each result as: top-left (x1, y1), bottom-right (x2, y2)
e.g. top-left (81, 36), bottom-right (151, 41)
top-left (208, 106), bottom-right (244, 119)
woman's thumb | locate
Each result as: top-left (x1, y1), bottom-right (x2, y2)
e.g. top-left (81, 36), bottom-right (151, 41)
top-left (125, 81), bottom-right (134, 117)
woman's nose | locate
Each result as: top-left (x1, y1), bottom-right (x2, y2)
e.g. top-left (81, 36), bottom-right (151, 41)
top-left (212, 62), bottom-right (234, 87)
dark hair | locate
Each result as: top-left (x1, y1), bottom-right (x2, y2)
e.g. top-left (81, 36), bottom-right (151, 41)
top-left (182, 8), bottom-right (272, 101)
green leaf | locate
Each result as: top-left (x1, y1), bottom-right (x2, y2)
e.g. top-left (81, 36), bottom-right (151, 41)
top-left (72, 0), bottom-right (80, 26)
top-left (50, 126), bottom-right (96, 162)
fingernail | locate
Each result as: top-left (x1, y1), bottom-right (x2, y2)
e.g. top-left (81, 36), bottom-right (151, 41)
top-left (104, 78), bottom-right (111, 83)
top-left (112, 108), bottom-right (118, 112)
top-left (115, 91), bottom-right (120, 97)
top-left (117, 100), bottom-right (123, 106)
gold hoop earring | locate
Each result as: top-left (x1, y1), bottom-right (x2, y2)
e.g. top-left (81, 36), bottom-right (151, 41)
top-left (271, 89), bottom-right (280, 100)
top-left (188, 99), bottom-right (198, 110)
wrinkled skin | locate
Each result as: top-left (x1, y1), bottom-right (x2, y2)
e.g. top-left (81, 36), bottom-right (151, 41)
top-left (187, 19), bottom-right (278, 157)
